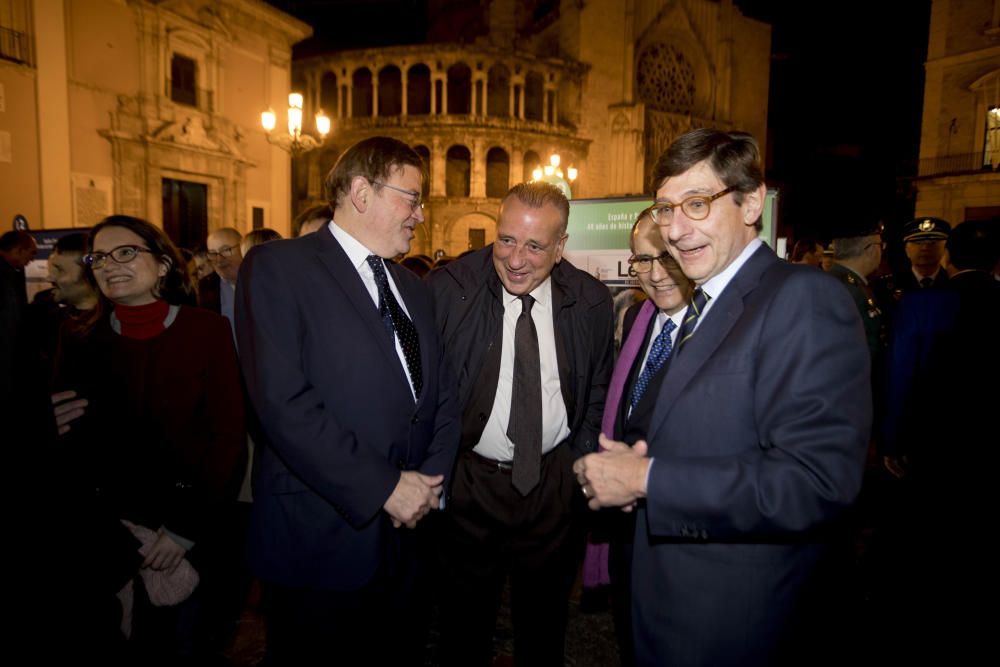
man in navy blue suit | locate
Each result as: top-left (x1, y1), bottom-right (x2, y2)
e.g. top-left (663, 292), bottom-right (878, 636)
top-left (574, 129), bottom-right (871, 666)
top-left (236, 136), bottom-right (459, 665)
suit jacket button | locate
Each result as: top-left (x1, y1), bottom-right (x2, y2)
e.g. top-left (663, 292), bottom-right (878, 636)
top-left (411, 415), bottom-right (419, 424)
top-left (479, 413), bottom-right (487, 422)
top-left (397, 459), bottom-right (406, 469)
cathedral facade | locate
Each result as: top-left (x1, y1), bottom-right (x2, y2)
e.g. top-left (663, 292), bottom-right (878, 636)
top-left (292, 0), bottom-right (771, 257)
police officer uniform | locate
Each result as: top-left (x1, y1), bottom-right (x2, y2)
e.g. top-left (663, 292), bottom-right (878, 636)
top-left (828, 220), bottom-right (886, 359)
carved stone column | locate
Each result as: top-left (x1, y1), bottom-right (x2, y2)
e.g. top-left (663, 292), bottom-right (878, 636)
top-left (401, 69), bottom-right (408, 116)
top-left (470, 138), bottom-right (486, 198)
top-left (430, 136), bottom-right (446, 197)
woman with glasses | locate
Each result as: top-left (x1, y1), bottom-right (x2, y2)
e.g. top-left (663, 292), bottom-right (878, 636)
top-left (51, 215), bottom-right (246, 661)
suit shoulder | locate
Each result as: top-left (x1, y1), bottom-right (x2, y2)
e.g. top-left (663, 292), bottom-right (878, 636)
top-left (426, 247), bottom-right (491, 295)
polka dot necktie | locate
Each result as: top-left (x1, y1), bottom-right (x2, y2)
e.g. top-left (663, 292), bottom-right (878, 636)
top-left (630, 318), bottom-right (676, 410)
top-left (366, 255), bottom-right (422, 399)
top-left (507, 294), bottom-right (542, 496)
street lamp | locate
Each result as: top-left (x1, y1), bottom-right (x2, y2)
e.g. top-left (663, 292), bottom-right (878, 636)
top-left (261, 92), bottom-right (331, 155)
top-left (531, 153), bottom-right (577, 199)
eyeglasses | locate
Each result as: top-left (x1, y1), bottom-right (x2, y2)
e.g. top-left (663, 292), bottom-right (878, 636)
top-left (372, 181), bottom-right (423, 214)
top-left (864, 240), bottom-right (887, 251)
top-left (206, 244), bottom-right (239, 260)
top-left (650, 186), bottom-right (736, 226)
top-left (82, 245), bottom-right (153, 269)
top-left (628, 251), bottom-right (674, 276)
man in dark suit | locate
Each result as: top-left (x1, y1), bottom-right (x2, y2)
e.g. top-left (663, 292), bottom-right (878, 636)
top-left (574, 129), bottom-right (871, 666)
top-left (600, 209), bottom-right (693, 666)
top-left (235, 136), bottom-right (460, 665)
top-left (879, 219), bottom-right (1000, 662)
top-left (428, 181), bottom-right (614, 666)
top-left (199, 228), bottom-right (243, 334)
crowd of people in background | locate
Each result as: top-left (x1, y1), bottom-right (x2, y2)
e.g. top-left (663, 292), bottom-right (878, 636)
top-left (1, 128), bottom-right (998, 667)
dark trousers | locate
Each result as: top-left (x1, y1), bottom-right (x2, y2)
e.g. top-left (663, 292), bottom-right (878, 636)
top-left (608, 512), bottom-right (636, 667)
top-left (261, 528), bottom-right (431, 666)
top-left (436, 444), bottom-right (585, 667)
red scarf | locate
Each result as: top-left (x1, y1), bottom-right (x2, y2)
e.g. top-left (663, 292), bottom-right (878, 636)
top-left (115, 300), bottom-right (169, 340)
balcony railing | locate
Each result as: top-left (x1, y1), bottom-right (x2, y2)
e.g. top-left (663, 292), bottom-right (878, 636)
top-left (164, 80), bottom-right (214, 114)
top-left (918, 152), bottom-right (998, 178)
top-left (0, 26), bottom-right (34, 67)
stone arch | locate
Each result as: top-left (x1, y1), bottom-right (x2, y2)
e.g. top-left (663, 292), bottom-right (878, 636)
top-left (525, 71), bottom-right (544, 121)
top-left (410, 221), bottom-right (430, 256)
top-left (320, 71), bottom-right (338, 117)
top-left (413, 144), bottom-right (431, 198)
top-left (523, 149), bottom-right (541, 184)
top-left (447, 62), bottom-right (472, 114)
top-left (447, 211), bottom-right (497, 253)
top-left (635, 24), bottom-right (712, 118)
top-left (446, 145), bottom-right (471, 197)
top-left (378, 65), bottom-right (402, 116)
top-left (636, 42), bottom-right (695, 114)
top-left (352, 67), bottom-right (373, 117)
top-left (488, 64), bottom-right (510, 117)
top-left (486, 147), bottom-right (510, 198)
top-left (408, 64), bottom-right (432, 115)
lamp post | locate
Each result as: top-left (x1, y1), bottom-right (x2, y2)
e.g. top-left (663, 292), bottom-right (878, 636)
top-left (261, 93), bottom-right (331, 155)
top-left (531, 153), bottom-right (577, 199)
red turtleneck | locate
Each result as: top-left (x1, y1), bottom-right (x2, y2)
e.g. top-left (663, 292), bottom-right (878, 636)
top-left (115, 300), bottom-right (169, 340)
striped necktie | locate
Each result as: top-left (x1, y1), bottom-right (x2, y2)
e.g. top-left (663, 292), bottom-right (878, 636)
top-left (675, 287), bottom-right (710, 351)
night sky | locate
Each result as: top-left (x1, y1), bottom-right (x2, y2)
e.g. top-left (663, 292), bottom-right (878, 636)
top-left (267, 0), bottom-right (934, 241)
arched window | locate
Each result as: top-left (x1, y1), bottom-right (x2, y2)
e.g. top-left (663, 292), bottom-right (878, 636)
top-left (446, 145), bottom-right (471, 197)
top-left (413, 144), bottom-right (431, 198)
top-left (487, 64), bottom-right (510, 117)
top-left (525, 71), bottom-right (544, 121)
top-left (378, 65), bottom-right (402, 116)
top-left (486, 147), bottom-right (510, 198)
top-left (523, 150), bottom-right (541, 184)
top-left (408, 64), bottom-right (432, 115)
top-left (352, 67), bottom-right (373, 117)
top-left (636, 43), bottom-right (695, 114)
top-left (320, 71), bottom-right (338, 117)
top-left (447, 63), bottom-right (472, 115)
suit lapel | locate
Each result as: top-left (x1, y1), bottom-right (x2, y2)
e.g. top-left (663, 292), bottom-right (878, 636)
top-left (646, 245), bottom-right (777, 442)
top-left (312, 231), bottom-right (414, 401)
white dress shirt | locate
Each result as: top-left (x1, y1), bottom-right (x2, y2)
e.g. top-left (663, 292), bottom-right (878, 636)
top-left (474, 277), bottom-right (571, 462)
top-left (329, 221), bottom-right (418, 400)
top-left (627, 308), bottom-right (685, 420)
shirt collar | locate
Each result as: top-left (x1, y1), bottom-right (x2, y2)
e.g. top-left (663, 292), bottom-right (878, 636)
top-left (502, 275), bottom-right (552, 309)
top-left (329, 220), bottom-right (380, 271)
top-left (700, 237), bottom-right (762, 301)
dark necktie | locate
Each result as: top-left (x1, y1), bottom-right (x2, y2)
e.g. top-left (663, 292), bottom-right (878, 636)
top-left (920, 277), bottom-right (933, 288)
top-left (366, 255), bottom-right (422, 399)
top-left (507, 295), bottom-right (542, 496)
top-left (675, 287), bottom-right (710, 352)
top-left (630, 317), bottom-right (676, 409)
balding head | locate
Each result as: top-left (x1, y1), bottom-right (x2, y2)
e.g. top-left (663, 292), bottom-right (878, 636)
top-left (0, 230), bottom-right (37, 270)
top-left (206, 227), bottom-right (243, 283)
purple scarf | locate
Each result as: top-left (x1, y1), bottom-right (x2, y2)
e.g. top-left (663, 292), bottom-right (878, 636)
top-left (600, 299), bottom-right (656, 442)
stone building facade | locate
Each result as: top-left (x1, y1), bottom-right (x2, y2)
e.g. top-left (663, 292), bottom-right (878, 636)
top-left (0, 0), bottom-right (309, 242)
top-left (293, 0), bottom-right (771, 257)
top-left (914, 0), bottom-right (1000, 223)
